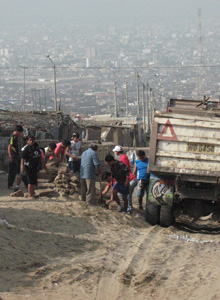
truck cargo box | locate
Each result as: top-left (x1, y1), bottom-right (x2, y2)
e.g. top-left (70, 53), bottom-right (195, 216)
top-left (148, 111), bottom-right (220, 183)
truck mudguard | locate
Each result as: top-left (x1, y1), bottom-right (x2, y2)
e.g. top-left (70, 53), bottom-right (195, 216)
top-left (148, 174), bottom-right (174, 206)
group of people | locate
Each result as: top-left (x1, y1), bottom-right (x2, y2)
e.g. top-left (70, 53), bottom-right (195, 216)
top-left (8, 125), bottom-right (150, 212)
top-left (8, 126), bottom-right (81, 198)
top-left (80, 144), bottom-right (150, 214)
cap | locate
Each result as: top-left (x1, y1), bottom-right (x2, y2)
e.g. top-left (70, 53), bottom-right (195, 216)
top-left (113, 145), bottom-right (123, 152)
top-left (72, 133), bottom-right (79, 138)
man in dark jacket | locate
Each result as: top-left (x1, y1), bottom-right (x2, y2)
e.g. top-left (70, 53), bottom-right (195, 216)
top-left (105, 154), bottom-right (129, 212)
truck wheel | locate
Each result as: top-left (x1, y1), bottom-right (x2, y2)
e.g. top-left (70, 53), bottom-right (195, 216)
top-left (146, 202), bottom-right (160, 225)
top-left (160, 205), bottom-right (174, 227)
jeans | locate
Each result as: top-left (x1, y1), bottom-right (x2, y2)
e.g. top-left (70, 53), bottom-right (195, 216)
top-left (127, 178), bottom-right (138, 212)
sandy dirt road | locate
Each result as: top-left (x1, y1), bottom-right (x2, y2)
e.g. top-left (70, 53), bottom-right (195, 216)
top-left (0, 172), bottom-right (220, 300)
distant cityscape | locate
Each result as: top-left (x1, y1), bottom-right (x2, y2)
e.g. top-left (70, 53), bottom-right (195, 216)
top-left (1, 17), bottom-right (220, 116)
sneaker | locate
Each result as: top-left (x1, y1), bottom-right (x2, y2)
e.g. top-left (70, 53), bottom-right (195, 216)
top-left (127, 210), bottom-right (132, 215)
top-left (122, 211), bottom-right (127, 215)
top-left (117, 205), bottom-right (123, 212)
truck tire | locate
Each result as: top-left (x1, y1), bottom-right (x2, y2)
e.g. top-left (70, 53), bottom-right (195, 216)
top-left (160, 205), bottom-right (174, 227)
top-left (146, 202), bottom-right (160, 225)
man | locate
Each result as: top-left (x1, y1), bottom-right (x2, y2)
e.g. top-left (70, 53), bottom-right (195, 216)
top-left (113, 145), bottom-right (138, 213)
top-left (8, 125), bottom-right (24, 189)
top-left (21, 136), bottom-right (48, 198)
top-left (65, 133), bottom-right (82, 172)
top-left (44, 142), bottom-right (57, 163)
top-left (105, 154), bottom-right (129, 212)
top-left (133, 150), bottom-right (150, 210)
top-left (49, 139), bottom-right (70, 162)
top-left (80, 144), bottom-right (102, 205)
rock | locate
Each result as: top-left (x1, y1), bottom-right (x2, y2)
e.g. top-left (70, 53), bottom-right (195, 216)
top-left (58, 165), bottom-right (68, 175)
top-left (34, 189), bottom-right (56, 197)
top-left (54, 174), bottom-right (62, 182)
top-left (70, 182), bottom-right (78, 188)
top-left (10, 190), bottom-right (24, 197)
top-left (62, 174), bottom-right (70, 181)
top-left (69, 189), bottom-right (75, 195)
top-left (37, 183), bottom-right (55, 189)
top-left (70, 175), bottom-right (79, 183)
top-left (38, 179), bottom-right (51, 183)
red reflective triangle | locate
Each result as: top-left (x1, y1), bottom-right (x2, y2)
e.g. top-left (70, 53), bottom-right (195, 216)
top-left (158, 119), bottom-right (178, 141)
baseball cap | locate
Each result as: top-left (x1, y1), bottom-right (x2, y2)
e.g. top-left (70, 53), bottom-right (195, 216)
top-left (113, 145), bottom-right (123, 152)
top-left (72, 132), bottom-right (79, 138)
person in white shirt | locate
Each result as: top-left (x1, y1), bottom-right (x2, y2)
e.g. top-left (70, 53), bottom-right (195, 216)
top-left (65, 133), bottom-right (82, 172)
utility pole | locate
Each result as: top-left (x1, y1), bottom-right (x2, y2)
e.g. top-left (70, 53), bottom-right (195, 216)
top-left (36, 89), bottom-right (41, 111)
top-left (114, 82), bottom-right (117, 118)
top-left (43, 89), bottom-right (47, 111)
top-left (146, 82), bottom-right (150, 135)
top-left (31, 89), bottom-right (34, 111)
top-left (136, 72), bottom-right (140, 116)
top-left (47, 55), bottom-right (58, 112)
top-left (125, 82), bottom-right (129, 117)
top-left (149, 87), bottom-right (153, 133)
top-left (20, 65), bottom-right (26, 111)
top-left (142, 83), bottom-right (146, 132)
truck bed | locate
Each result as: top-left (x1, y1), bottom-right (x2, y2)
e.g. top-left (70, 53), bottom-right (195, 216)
top-left (148, 111), bottom-right (220, 182)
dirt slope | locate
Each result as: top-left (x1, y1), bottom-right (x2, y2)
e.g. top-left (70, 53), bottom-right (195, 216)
top-left (0, 173), bottom-right (220, 300)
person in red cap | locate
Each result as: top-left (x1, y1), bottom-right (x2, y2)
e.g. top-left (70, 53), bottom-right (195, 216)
top-left (113, 145), bottom-right (138, 213)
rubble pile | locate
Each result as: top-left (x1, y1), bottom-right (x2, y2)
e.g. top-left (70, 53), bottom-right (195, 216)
top-left (54, 171), bottom-right (79, 196)
top-left (10, 162), bottom-right (80, 198)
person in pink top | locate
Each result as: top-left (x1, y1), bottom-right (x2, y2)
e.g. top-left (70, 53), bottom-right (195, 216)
top-left (49, 139), bottom-right (70, 162)
top-left (113, 145), bottom-right (138, 213)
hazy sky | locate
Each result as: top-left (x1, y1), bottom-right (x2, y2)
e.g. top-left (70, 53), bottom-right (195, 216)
top-left (0, 0), bottom-right (220, 28)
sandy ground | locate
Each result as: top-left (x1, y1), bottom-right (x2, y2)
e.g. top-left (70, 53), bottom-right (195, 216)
top-left (0, 172), bottom-right (220, 300)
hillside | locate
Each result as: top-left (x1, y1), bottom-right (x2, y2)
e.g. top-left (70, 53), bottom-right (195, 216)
top-left (0, 172), bottom-right (220, 300)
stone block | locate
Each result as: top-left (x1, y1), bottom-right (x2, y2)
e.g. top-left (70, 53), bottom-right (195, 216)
top-left (10, 190), bottom-right (24, 197)
top-left (34, 188), bottom-right (56, 197)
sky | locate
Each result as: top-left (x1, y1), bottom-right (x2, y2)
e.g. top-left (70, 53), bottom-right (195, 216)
top-left (0, 0), bottom-right (220, 28)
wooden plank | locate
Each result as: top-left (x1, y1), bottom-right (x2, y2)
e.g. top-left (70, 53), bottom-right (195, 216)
top-left (158, 135), bottom-right (220, 145)
top-left (155, 111), bottom-right (220, 123)
top-left (157, 125), bottom-right (220, 140)
top-left (156, 150), bottom-right (220, 162)
top-left (149, 164), bottom-right (220, 178)
top-left (155, 117), bottom-right (220, 129)
top-left (156, 157), bottom-right (220, 172)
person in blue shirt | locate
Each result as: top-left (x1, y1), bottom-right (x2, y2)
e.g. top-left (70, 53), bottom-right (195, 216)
top-left (133, 150), bottom-right (150, 210)
top-left (80, 144), bottom-right (102, 205)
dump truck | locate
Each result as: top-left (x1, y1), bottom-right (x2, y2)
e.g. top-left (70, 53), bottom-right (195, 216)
top-left (146, 106), bottom-right (220, 227)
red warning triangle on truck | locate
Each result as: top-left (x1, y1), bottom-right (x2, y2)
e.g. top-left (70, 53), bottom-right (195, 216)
top-left (158, 119), bottom-right (178, 141)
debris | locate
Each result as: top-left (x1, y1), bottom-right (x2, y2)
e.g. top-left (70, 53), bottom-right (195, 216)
top-left (10, 190), bottom-right (24, 197)
top-left (199, 212), bottom-right (213, 221)
top-left (0, 219), bottom-right (13, 227)
top-left (166, 234), bottom-right (215, 244)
